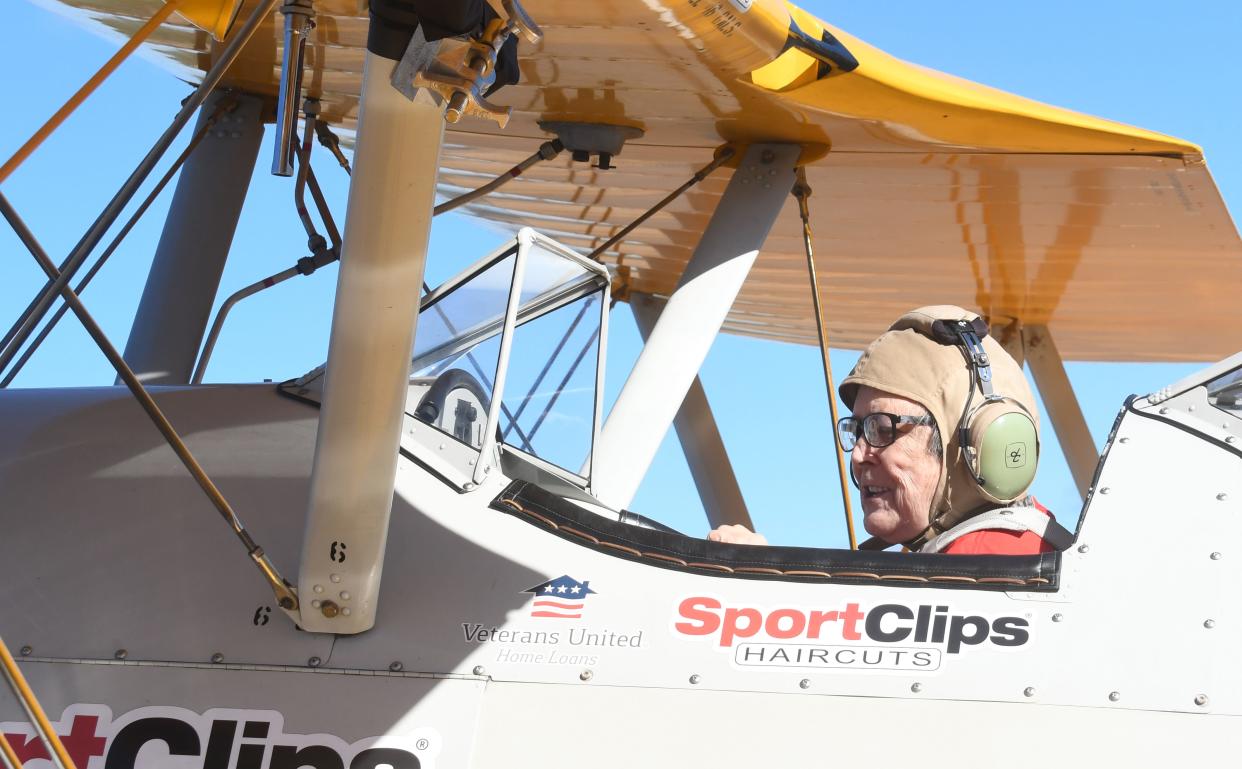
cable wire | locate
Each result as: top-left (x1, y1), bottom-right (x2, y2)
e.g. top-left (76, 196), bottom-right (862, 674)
top-left (793, 167), bottom-right (858, 550)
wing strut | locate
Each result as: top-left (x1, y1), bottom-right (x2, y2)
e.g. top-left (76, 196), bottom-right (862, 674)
top-left (793, 168), bottom-right (858, 549)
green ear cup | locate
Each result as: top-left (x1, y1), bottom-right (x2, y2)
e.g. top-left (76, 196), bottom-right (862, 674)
top-left (976, 410), bottom-right (1038, 501)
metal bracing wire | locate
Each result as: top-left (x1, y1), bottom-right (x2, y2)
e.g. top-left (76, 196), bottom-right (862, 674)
top-left (0, 98), bottom-right (237, 388)
top-left (0, 630), bottom-right (77, 769)
top-left (0, 192), bottom-right (298, 613)
top-left (434, 139), bottom-right (563, 216)
top-left (0, 2), bottom-right (178, 186)
top-left (792, 167), bottom-right (858, 550)
top-left (587, 147), bottom-right (735, 262)
top-left (0, 731), bottom-right (25, 769)
top-left (0, 0), bottom-right (282, 379)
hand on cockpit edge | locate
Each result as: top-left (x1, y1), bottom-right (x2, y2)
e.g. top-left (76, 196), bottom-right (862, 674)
top-left (707, 524), bottom-right (768, 546)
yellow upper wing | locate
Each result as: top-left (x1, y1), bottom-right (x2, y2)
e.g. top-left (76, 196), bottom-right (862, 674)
top-left (48, 0), bottom-right (1242, 360)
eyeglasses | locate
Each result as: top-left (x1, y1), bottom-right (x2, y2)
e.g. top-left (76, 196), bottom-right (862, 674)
top-left (836, 412), bottom-right (934, 451)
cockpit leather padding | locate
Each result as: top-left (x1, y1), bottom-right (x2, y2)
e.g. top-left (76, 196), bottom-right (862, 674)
top-left (491, 480), bottom-right (1060, 591)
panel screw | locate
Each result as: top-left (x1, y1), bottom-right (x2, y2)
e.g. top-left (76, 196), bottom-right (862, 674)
top-left (580, 669), bottom-right (593, 681)
top-left (320, 600), bottom-right (340, 618)
top-left (1108, 691), bottom-right (1120, 702)
top-left (1227, 436), bottom-right (1237, 445)
top-left (1194, 694), bottom-right (1209, 707)
top-left (1077, 544), bottom-right (1090, 554)
top-left (1204, 619), bottom-right (1216, 629)
top-left (114, 649), bottom-right (128, 660)
top-left (1159, 407), bottom-right (1169, 415)
top-left (307, 656), bottom-right (322, 668)
top-left (689, 674), bottom-right (701, 685)
top-left (1118, 437), bottom-right (1130, 444)
top-left (760, 149), bottom-right (776, 164)
top-left (1211, 552), bottom-right (1222, 560)
top-left (389, 661), bottom-right (404, 672)
top-left (329, 573), bottom-right (342, 583)
top-left (799, 679), bottom-right (811, 690)
top-left (911, 682), bottom-right (923, 693)
top-left (19, 646), bottom-right (31, 657)
top-left (1024, 687), bottom-right (1036, 698)
top-left (463, 483), bottom-right (476, 491)
top-left (211, 653), bottom-right (224, 664)
top-left (1216, 493), bottom-right (1229, 501)
top-left (473, 665), bottom-right (486, 676)
top-left (1099, 487), bottom-right (1110, 495)
top-left (1052, 613), bottom-right (1064, 623)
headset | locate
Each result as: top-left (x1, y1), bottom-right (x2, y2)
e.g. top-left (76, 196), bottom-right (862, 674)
top-left (927, 317), bottom-right (1039, 503)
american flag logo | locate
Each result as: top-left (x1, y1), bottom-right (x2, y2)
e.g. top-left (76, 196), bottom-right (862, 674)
top-left (523, 575), bottom-right (596, 619)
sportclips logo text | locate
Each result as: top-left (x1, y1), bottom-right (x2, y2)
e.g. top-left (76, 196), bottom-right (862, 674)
top-left (0, 705), bottom-right (435, 769)
top-left (674, 598), bottom-right (1030, 671)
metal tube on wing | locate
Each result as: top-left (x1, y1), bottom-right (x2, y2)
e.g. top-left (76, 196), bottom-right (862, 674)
top-left (272, 0), bottom-right (315, 176)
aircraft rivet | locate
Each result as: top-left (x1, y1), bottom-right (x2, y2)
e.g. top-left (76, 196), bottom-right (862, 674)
top-left (1118, 437), bottom-right (1130, 443)
top-left (1100, 487), bottom-right (1110, 495)
top-left (760, 151), bottom-right (776, 164)
top-left (1204, 619), bottom-right (1216, 629)
top-left (313, 584), bottom-right (324, 594)
top-left (1187, 404), bottom-right (1196, 412)
top-left (1159, 407), bottom-right (1170, 415)
top-left (1210, 552), bottom-right (1222, 560)
top-left (341, 608), bottom-right (351, 616)
top-left (390, 661), bottom-right (404, 672)
top-left (473, 665), bottom-right (486, 676)
top-left (114, 649), bottom-right (128, 660)
top-left (1052, 613), bottom-right (1064, 623)
top-left (463, 483), bottom-right (476, 491)
top-left (211, 653), bottom-right (224, 664)
top-left (438, 443), bottom-right (445, 450)
top-left (340, 591), bottom-right (350, 600)
top-left (689, 674), bottom-right (701, 685)
top-left (1024, 687), bottom-right (1036, 698)
top-left (19, 646), bottom-right (31, 657)
top-left (910, 682), bottom-right (923, 693)
top-left (1077, 544), bottom-right (1090, 554)
top-left (330, 573), bottom-right (342, 583)
top-left (308, 656), bottom-right (322, 668)
top-left (1227, 437), bottom-right (1237, 445)
top-left (799, 679), bottom-right (811, 690)
top-left (1108, 691), bottom-right (1121, 702)
top-left (1195, 694), bottom-right (1209, 707)
top-left (311, 600), bottom-right (321, 609)
top-left (580, 669), bottom-right (594, 681)
top-left (1217, 493), bottom-right (1229, 501)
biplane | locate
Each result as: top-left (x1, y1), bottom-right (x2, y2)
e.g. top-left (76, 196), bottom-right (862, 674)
top-left (1, 1), bottom-right (1240, 767)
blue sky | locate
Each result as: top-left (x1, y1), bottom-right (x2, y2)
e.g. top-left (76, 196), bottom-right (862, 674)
top-left (2, 1), bottom-right (1239, 545)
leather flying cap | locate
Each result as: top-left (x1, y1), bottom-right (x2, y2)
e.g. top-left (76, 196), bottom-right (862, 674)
top-left (839, 306), bottom-right (1040, 545)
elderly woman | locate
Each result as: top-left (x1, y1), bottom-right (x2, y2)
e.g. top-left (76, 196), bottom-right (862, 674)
top-left (710, 306), bottom-right (1073, 555)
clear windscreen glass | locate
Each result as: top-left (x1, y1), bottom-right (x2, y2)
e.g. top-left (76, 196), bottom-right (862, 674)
top-left (500, 241), bottom-right (605, 477)
top-left (407, 238), bottom-right (606, 467)
top-left (500, 288), bottom-right (602, 476)
top-left (408, 251), bottom-right (516, 449)
top-left (1206, 364), bottom-right (1242, 418)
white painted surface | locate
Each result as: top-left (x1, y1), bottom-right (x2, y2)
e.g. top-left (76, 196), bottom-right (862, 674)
top-left (298, 51), bottom-right (446, 634)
